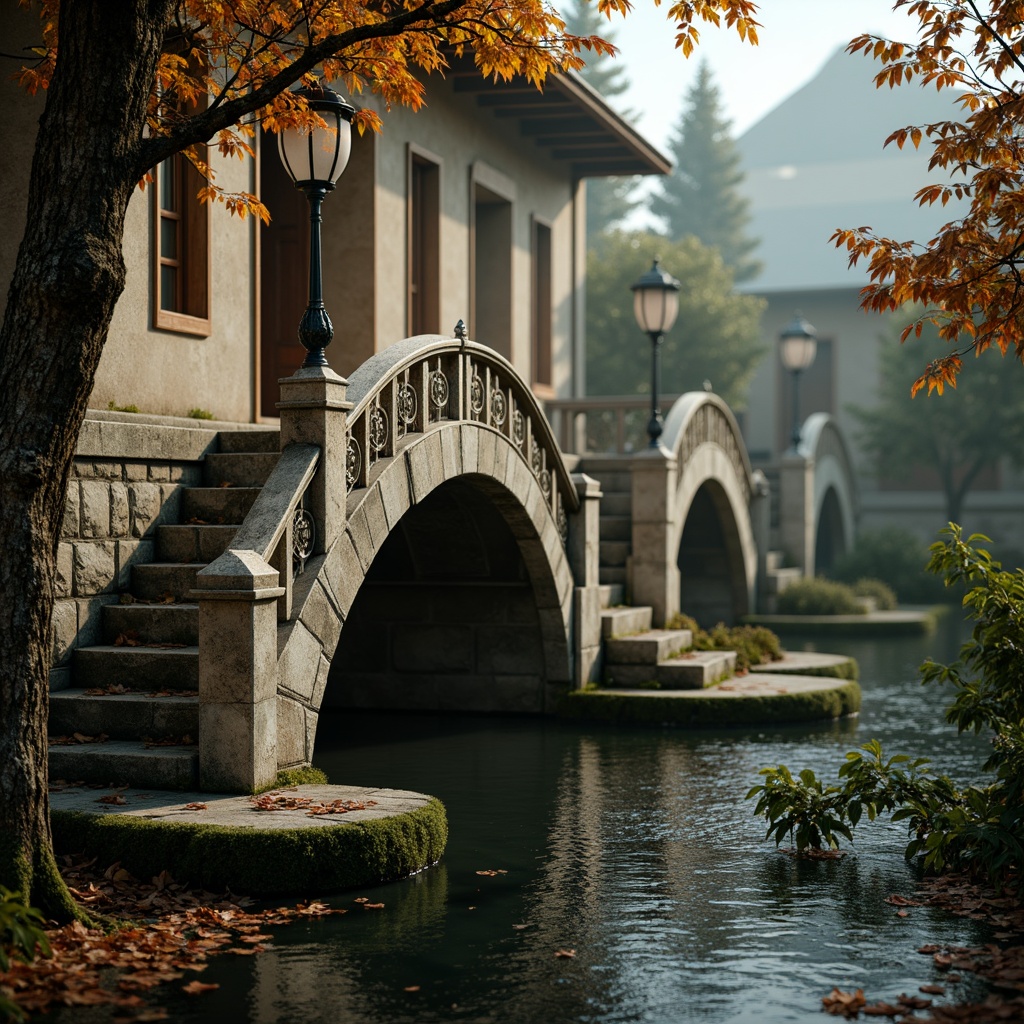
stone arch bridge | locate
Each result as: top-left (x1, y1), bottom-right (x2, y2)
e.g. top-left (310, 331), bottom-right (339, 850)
top-left (52, 334), bottom-right (859, 793)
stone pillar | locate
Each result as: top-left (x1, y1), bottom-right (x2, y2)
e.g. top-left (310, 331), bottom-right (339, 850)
top-left (779, 450), bottom-right (815, 577)
top-left (194, 550), bottom-right (285, 792)
top-left (277, 367), bottom-right (351, 555)
top-left (750, 469), bottom-right (771, 612)
top-left (569, 473), bottom-right (603, 687)
top-left (629, 445), bottom-right (680, 627)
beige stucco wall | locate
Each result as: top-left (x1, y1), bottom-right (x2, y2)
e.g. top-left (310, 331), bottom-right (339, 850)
top-left (320, 77), bottom-right (579, 395)
top-left (95, 152), bottom-right (256, 422)
top-left (0, 0), bottom-right (257, 424)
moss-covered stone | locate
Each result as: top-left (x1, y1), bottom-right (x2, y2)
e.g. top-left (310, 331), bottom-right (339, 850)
top-left (557, 681), bottom-right (861, 729)
top-left (51, 798), bottom-right (447, 896)
top-left (741, 612), bottom-right (936, 637)
top-left (271, 766), bottom-right (330, 790)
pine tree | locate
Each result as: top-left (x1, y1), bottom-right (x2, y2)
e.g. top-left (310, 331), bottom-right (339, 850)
top-left (562, 0), bottom-right (639, 237)
top-left (651, 61), bottom-right (761, 281)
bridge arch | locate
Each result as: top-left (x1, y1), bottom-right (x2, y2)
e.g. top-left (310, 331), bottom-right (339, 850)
top-left (644, 393), bottom-right (759, 626)
top-left (802, 413), bottom-right (858, 574)
top-left (275, 336), bottom-right (579, 751)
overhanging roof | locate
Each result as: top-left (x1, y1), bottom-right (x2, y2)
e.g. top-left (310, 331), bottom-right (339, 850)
top-left (446, 59), bottom-right (671, 179)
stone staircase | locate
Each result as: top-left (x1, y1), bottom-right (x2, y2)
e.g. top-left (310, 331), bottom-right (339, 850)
top-left (577, 456), bottom-right (633, 590)
top-left (598, 603), bottom-right (736, 691)
top-left (49, 429), bottom-right (281, 789)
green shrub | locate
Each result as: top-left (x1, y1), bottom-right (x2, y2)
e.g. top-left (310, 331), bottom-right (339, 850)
top-left (776, 577), bottom-right (864, 616)
top-left (851, 577), bottom-right (898, 611)
top-left (187, 407), bottom-right (215, 420)
top-left (106, 400), bottom-right (140, 414)
top-left (668, 614), bottom-right (782, 672)
top-left (830, 527), bottom-right (948, 604)
top-left (1, 887), bottom-right (50, 1022)
top-left (749, 526), bottom-right (1024, 889)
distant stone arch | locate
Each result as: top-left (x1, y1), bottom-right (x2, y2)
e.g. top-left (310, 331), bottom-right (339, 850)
top-left (803, 413), bottom-right (858, 574)
top-left (632, 393), bottom-right (760, 626)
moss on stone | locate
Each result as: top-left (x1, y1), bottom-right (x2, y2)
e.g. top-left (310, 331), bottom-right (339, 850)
top-left (741, 612), bottom-right (936, 637)
top-left (769, 658), bottom-right (859, 681)
top-left (51, 798), bottom-right (448, 896)
top-left (557, 681), bottom-right (861, 730)
top-left (271, 766), bottom-right (330, 790)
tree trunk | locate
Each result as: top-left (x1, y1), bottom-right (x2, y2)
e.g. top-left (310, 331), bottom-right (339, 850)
top-left (0, 0), bottom-right (172, 919)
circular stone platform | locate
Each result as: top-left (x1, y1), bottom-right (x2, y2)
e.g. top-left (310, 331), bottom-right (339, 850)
top-left (742, 609), bottom-right (937, 636)
top-left (49, 784), bottom-right (447, 896)
top-left (559, 671), bottom-right (861, 729)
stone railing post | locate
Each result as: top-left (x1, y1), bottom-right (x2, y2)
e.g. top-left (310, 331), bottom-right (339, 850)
top-left (194, 550), bottom-right (285, 792)
top-left (779, 449), bottom-right (815, 577)
top-left (569, 473), bottom-right (602, 687)
top-left (750, 469), bottom-right (771, 612)
top-left (277, 366), bottom-right (352, 554)
top-left (629, 444), bottom-right (680, 626)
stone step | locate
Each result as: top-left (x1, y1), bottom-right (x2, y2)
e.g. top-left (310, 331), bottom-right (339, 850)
top-left (102, 603), bottom-right (199, 646)
top-left (131, 562), bottom-right (204, 602)
top-left (600, 605), bottom-right (653, 639)
top-left (764, 566), bottom-right (803, 595)
top-left (203, 452), bottom-right (279, 488)
top-left (765, 550), bottom-right (786, 573)
top-left (598, 583), bottom-right (625, 609)
top-left (217, 429), bottom-right (280, 454)
top-left (48, 740), bottom-right (199, 790)
top-left (604, 629), bottom-right (693, 665)
top-left (599, 515), bottom-right (631, 542)
top-left (74, 646), bottom-right (199, 691)
top-left (157, 523), bottom-right (237, 563)
top-left (50, 690), bottom-right (198, 741)
top-left (180, 486), bottom-right (260, 524)
top-left (599, 540), bottom-right (630, 568)
top-left (599, 492), bottom-right (632, 517)
top-left (599, 567), bottom-right (627, 586)
top-left (604, 650), bottom-right (737, 690)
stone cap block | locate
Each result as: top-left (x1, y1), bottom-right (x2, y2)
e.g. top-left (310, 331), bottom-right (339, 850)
top-left (195, 549), bottom-right (281, 592)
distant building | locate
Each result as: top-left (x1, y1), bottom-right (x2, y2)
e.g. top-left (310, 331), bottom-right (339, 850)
top-left (736, 46), bottom-right (1024, 549)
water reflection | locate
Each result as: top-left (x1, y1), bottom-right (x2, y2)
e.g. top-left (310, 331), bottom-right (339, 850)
top-left (44, 626), bottom-right (999, 1023)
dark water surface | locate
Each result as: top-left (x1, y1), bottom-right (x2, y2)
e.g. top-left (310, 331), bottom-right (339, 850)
top-left (67, 622), bottom-right (1002, 1023)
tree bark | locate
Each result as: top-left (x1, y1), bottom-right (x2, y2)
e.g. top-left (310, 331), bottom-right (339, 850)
top-left (0, 0), bottom-right (173, 919)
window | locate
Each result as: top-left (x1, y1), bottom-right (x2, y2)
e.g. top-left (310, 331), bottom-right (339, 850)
top-left (531, 218), bottom-right (552, 390)
top-left (408, 147), bottom-right (440, 336)
top-left (153, 152), bottom-right (210, 335)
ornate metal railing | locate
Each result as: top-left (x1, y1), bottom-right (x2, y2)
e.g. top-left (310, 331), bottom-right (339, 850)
top-left (345, 333), bottom-right (580, 540)
top-left (544, 395), bottom-right (683, 455)
top-left (220, 442), bottom-right (321, 621)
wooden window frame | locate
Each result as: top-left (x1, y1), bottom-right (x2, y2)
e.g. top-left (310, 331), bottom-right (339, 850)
top-left (153, 150), bottom-right (211, 336)
top-left (407, 144), bottom-right (442, 337)
top-left (531, 215), bottom-right (554, 396)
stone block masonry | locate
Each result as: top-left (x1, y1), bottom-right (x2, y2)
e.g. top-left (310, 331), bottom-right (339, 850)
top-left (49, 412), bottom-right (223, 691)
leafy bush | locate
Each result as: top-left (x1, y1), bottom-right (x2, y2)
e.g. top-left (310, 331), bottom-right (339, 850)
top-left (1, 887), bottom-right (50, 1022)
top-left (187, 407), bottom-right (215, 420)
top-left (748, 526), bottom-right (1024, 889)
top-left (669, 614), bottom-right (782, 672)
top-left (776, 577), bottom-right (864, 616)
top-left (830, 527), bottom-right (949, 604)
top-left (106, 400), bottom-right (140, 414)
top-left (851, 577), bottom-right (898, 611)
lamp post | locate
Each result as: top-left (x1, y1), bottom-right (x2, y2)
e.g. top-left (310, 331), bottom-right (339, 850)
top-left (631, 260), bottom-right (681, 448)
top-left (277, 85), bottom-right (355, 369)
top-left (779, 311), bottom-right (818, 452)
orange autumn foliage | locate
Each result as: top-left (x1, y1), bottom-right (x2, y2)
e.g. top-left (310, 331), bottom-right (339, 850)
top-left (831, 1), bottom-right (1024, 395)
top-left (15, 0), bottom-right (759, 223)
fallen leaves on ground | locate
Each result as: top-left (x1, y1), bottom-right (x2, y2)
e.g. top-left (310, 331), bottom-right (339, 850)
top-left (0, 855), bottom-right (350, 1020)
top-left (85, 683), bottom-right (134, 695)
top-left (250, 792), bottom-right (377, 817)
top-left (48, 732), bottom-right (109, 745)
top-left (142, 735), bottom-right (194, 748)
top-left (183, 802), bottom-right (207, 811)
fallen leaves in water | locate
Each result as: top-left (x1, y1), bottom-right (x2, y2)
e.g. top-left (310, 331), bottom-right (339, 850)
top-left (0, 855), bottom-right (349, 1020)
top-left (475, 869), bottom-right (508, 877)
top-left (250, 792), bottom-right (377, 817)
top-left (403, 985), bottom-right (421, 993)
top-left (554, 949), bottom-right (576, 959)
top-left (822, 988), bottom-right (866, 1017)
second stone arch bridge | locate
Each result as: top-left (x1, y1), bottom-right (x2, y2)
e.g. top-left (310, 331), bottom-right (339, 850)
top-left (193, 333), bottom-right (858, 791)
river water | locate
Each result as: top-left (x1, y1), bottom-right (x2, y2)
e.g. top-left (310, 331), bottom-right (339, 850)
top-left (76, 622), bottom-right (1002, 1023)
